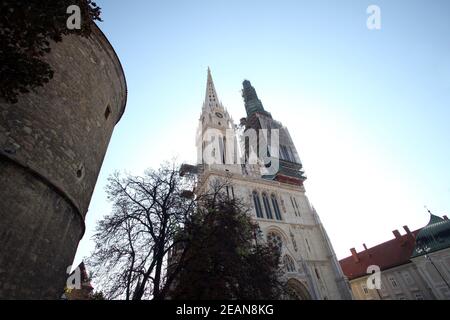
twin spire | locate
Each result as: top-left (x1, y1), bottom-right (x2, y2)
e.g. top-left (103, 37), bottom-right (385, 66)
top-left (203, 67), bottom-right (223, 111)
top-left (204, 68), bottom-right (268, 118)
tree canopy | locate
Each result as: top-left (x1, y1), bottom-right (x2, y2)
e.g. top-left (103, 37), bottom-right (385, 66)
top-left (0, 1), bottom-right (101, 103)
top-left (169, 180), bottom-right (283, 300)
top-left (87, 163), bottom-right (284, 300)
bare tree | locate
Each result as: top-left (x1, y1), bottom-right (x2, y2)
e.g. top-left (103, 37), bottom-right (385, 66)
top-left (88, 164), bottom-right (285, 300)
top-left (87, 162), bottom-right (196, 300)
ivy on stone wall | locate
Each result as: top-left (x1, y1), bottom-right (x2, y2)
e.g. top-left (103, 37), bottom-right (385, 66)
top-left (0, 1), bottom-right (102, 103)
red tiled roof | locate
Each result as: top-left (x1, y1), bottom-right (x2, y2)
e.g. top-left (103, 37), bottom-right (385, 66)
top-left (339, 228), bottom-right (421, 280)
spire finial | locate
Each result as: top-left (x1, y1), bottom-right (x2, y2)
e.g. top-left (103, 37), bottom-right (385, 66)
top-left (424, 206), bottom-right (444, 225)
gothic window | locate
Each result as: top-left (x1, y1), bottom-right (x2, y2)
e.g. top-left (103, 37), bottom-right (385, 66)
top-left (283, 255), bottom-right (296, 273)
top-left (267, 231), bottom-right (283, 253)
top-left (252, 191), bottom-right (263, 218)
top-left (293, 198), bottom-right (300, 216)
top-left (271, 194), bottom-right (282, 220)
top-left (219, 137), bottom-right (225, 164)
top-left (305, 238), bottom-right (311, 252)
top-left (314, 267), bottom-right (321, 280)
top-left (290, 197), bottom-right (298, 216)
top-left (222, 137), bottom-right (226, 164)
top-left (389, 276), bottom-right (398, 288)
top-left (402, 272), bottom-right (414, 285)
top-left (262, 193), bottom-right (273, 219)
top-left (290, 231), bottom-right (298, 252)
top-left (361, 284), bottom-right (369, 295)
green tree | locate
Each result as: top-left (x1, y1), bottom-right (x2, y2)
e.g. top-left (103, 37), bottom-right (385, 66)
top-left (169, 180), bottom-right (283, 300)
top-left (90, 291), bottom-right (106, 300)
top-left (0, 1), bottom-right (101, 103)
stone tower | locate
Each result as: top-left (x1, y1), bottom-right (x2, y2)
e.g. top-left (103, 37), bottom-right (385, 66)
top-left (196, 68), bottom-right (241, 175)
top-left (0, 24), bottom-right (127, 299)
top-left (195, 69), bottom-right (352, 299)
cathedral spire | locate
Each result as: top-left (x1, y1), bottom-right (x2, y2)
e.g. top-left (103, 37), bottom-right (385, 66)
top-left (204, 67), bottom-right (222, 110)
top-left (242, 80), bottom-right (269, 117)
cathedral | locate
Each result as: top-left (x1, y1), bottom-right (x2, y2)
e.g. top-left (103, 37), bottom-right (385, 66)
top-left (190, 68), bottom-right (353, 300)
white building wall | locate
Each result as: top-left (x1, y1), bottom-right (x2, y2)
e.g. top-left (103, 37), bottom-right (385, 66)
top-left (198, 169), bottom-right (351, 300)
top-left (411, 247), bottom-right (450, 299)
top-left (350, 262), bottom-right (436, 300)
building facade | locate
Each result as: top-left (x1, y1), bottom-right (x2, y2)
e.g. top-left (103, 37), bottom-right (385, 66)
top-left (340, 214), bottom-right (450, 300)
top-left (191, 69), bottom-right (352, 300)
top-left (0, 25), bottom-right (127, 299)
top-left (411, 214), bottom-right (450, 299)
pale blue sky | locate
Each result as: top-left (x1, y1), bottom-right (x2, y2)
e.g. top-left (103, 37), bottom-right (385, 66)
top-left (74, 0), bottom-right (450, 267)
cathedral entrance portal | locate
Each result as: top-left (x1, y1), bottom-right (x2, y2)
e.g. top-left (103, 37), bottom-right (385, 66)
top-left (285, 278), bottom-right (312, 300)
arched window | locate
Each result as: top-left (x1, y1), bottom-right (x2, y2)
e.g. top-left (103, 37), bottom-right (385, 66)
top-left (271, 194), bottom-right (282, 220)
top-left (262, 193), bottom-right (273, 219)
top-left (252, 191), bottom-right (263, 218)
top-left (267, 231), bottom-right (283, 253)
top-left (219, 136), bottom-right (225, 164)
top-left (222, 137), bottom-right (226, 164)
top-left (283, 255), bottom-right (296, 273)
top-left (290, 197), bottom-right (298, 216)
top-left (293, 198), bottom-right (300, 215)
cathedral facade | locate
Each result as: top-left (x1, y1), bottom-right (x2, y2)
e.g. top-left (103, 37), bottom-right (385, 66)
top-left (193, 69), bottom-right (353, 300)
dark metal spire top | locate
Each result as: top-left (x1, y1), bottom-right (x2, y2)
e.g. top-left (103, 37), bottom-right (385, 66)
top-left (242, 80), bottom-right (267, 116)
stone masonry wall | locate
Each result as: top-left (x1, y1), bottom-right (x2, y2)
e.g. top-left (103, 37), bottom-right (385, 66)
top-left (0, 24), bottom-right (127, 299)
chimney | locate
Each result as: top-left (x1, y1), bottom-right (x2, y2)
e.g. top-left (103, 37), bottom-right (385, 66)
top-left (363, 243), bottom-right (368, 251)
top-left (350, 248), bottom-right (360, 263)
top-left (392, 229), bottom-right (405, 246)
top-left (403, 225), bottom-right (415, 240)
top-left (444, 215), bottom-right (448, 220)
